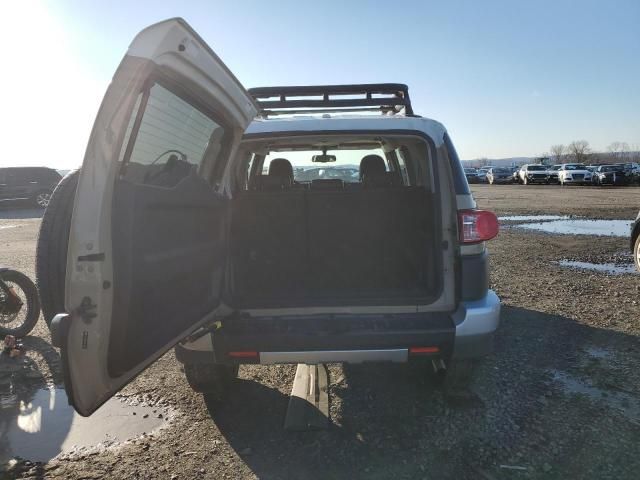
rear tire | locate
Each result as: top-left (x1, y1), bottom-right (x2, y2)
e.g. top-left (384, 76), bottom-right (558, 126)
top-left (184, 363), bottom-right (239, 400)
top-left (634, 234), bottom-right (640, 272)
top-left (36, 170), bottom-right (80, 327)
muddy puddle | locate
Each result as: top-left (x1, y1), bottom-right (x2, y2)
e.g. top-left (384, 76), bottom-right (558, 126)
top-left (516, 219), bottom-right (632, 237)
top-left (0, 387), bottom-right (170, 463)
top-left (499, 215), bottom-right (570, 222)
top-left (550, 370), bottom-right (640, 423)
top-left (557, 260), bottom-right (637, 275)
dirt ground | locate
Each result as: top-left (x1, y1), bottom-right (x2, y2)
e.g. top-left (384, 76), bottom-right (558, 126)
top-left (1, 184), bottom-right (640, 479)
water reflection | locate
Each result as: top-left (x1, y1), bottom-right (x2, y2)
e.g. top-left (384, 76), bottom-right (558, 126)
top-left (1, 387), bottom-right (169, 463)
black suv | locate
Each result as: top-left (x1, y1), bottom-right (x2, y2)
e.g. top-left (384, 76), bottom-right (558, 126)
top-left (0, 167), bottom-right (62, 208)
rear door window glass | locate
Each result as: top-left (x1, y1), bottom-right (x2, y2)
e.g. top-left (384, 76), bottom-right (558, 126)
top-left (121, 83), bottom-right (226, 187)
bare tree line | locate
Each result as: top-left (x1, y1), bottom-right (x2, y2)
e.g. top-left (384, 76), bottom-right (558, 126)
top-left (547, 141), bottom-right (640, 165)
top-left (467, 140), bottom-right (639, 167)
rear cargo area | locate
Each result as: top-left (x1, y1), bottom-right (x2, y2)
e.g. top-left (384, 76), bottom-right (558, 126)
top-left (229, 183), bottom-right (441, 307)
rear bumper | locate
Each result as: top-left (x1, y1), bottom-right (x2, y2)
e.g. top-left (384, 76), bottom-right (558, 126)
top-left (451, 290), bottom-right (501, 359)
top-left (175, 291), bottom-right (501, 365)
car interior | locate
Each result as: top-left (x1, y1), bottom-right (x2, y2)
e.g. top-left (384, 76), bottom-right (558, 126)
top-left (227, 135), bottom-right (443, 308)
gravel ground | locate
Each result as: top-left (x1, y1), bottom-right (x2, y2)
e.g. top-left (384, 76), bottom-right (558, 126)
top-left (1, 185), bottom-right (640, 479)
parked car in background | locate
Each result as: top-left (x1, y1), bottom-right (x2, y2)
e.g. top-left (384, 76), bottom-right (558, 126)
top-left (623, 163), bottom-right (640, 184)
top-left (517, 164), bottom-right (548, 185)
top-left (464, 167), bottom-right (480, 184)
top-left (631, 211), bottom-right (640, 271)
top-left (486, 167), bottom-right (513, 184)
top-left (511, 167), bottom-right (521, 183)
top-left (0, 167), bottom-right (62, 208)
top-left (558, 163), bottom-right (593, 186)
top-left (546, 165), bottom-right (561, 184)
top-left (476, 167), bottom-right (492, 183)
top-left (592, 164), bottom-right (628, 186)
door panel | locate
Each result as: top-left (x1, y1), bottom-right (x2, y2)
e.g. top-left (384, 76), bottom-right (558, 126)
top-left (109, 175), bottom-right (228, 376)
top-left (59, 18), bottom-right (257, 416)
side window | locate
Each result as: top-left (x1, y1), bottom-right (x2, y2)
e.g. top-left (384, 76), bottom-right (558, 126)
top-left (443, 132), bottom-right (470, 194)
top-left (395, 148), bottom-right (411, 185)
top-left (121, 83), bottom-right (227, 187)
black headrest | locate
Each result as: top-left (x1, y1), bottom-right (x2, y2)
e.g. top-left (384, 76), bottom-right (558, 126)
top-left (359, 154), bottom-right (386, 180)
top-left (269, 158), bottom-right (293, 180)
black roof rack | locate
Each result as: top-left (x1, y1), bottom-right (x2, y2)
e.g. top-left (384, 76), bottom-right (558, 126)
top-left (248, 83), bottom-right (414, 118)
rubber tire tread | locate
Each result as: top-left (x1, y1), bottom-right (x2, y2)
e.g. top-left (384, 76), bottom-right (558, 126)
top-left (36, 170), bottom-right (80, 327)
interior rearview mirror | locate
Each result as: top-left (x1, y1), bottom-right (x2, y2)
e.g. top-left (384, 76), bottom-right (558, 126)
top-left (312, 154), bottom-right (337, 163)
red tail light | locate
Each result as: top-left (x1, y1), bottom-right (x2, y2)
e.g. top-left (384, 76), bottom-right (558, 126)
top-left (458, 209), bottom-right (499, 244)
top-left (228, 351), bottom-right (259, 359)
top-left (409, 346), bottom-right (440, 355)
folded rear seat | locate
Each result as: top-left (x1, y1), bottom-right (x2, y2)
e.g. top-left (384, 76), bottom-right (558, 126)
top-left (231, 186), bottom-right (307, 304)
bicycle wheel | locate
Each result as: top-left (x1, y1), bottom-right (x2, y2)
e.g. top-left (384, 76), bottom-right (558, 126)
top-left (0, 269), bottom-right (41, 337)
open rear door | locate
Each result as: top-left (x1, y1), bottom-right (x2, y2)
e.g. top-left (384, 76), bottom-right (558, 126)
top-left (54, 18), bottom-right (257, 416)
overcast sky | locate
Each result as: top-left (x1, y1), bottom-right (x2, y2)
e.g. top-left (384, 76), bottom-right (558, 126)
top-left (1, 0), bottom-right (639, 169)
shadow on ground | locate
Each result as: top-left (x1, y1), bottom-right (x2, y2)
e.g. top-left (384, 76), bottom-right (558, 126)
top-left (205, 306), bottom-right (640, 479)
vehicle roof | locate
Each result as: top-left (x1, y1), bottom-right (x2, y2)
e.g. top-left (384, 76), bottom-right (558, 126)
top-left (0, 166), bottom-right (58, 171)
top-left (244, 115), bottom-right (447, 148)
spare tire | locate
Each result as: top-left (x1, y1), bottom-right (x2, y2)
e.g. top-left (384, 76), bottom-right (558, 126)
top-left (36, 170), bottom-right (80, 327)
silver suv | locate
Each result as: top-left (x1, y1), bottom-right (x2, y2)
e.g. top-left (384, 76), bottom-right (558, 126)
top-left (37, 18), bottom-right (501, 416)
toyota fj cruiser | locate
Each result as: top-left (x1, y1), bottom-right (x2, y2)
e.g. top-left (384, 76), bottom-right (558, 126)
top-left (37, 18), bottom-right (500, 416)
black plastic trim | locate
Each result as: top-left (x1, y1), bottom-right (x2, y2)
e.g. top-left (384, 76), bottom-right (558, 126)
top-left (460, 251), bottom-right (489, 301)
top-left (443, 132), bottom-right (470, 195)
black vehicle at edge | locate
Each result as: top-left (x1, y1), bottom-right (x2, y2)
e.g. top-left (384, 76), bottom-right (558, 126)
top-left (0, 167), bottom-right (62, 208)
top-left (631, 211), bottom-right (640, 272)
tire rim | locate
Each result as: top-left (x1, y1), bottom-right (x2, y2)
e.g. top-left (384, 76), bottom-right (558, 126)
top-left (37, 192), bottom-right (51, 207)
top-left (636, 242), bottom-right (640, 268)
top-left (0, 280), bottom-right (27, 329)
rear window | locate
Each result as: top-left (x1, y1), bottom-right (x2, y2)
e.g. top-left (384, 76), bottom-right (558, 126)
top-left (120, 83), bottom-right (228, 187)
top-left (263, 149), bottom-right (384, 183)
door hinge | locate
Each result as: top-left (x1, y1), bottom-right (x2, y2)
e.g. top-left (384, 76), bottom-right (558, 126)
top-left (74, 296), bottom-right (97, 324)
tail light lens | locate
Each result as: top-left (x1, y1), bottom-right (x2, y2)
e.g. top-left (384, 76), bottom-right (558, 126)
top-left (458, 209), bottom-right (499, 244)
